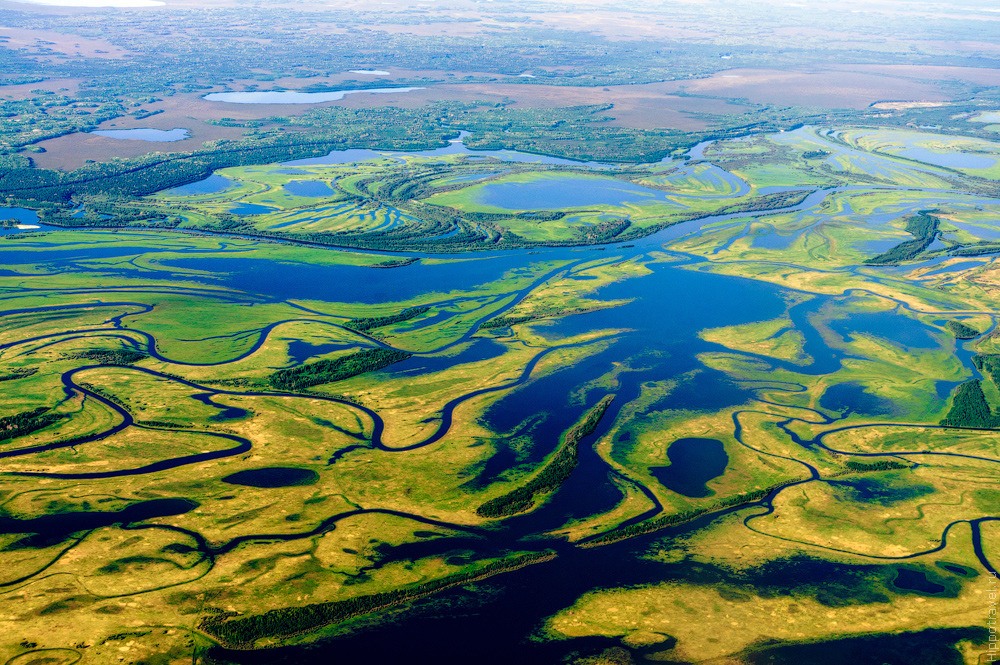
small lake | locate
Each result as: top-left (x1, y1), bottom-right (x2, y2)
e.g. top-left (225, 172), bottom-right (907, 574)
top-left (478, 175), bottom-right (674, 210)
top-left (923, 260), bottom-right (984, 277)
top-left (0, 207), bottom-right (47, 236)
top-left (891, 567), bottom-right (946, 594)
top-left (820, 382), bottom-right (894, 416)
top-left (163, 174), bottom-right (234, 196)
top-left (204, 87), bottom-right (423, 104)
top-left (349, 69), bottom-right (390, 76)
top-left (221, 467), bottom-right (319, 488)
top-left (650, 438), bottom-right (729, 497)
top-left (91, 128), bottom-right (190, 142)
top-left (287, 341), bottom-right (354, 364)
top-left (895, 146), bottom-right (996, 170)
top-left (831, 310), bottom-right (938, 349)
top-left (230, 203), bottom-right (276, 216)
top-left (284, 180), bottom-right (335, 197)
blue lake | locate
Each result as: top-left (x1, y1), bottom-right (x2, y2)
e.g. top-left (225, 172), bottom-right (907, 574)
top-left (164, 174), bottom-right (234, 196)
top-left (897, 146), bottom-right (995, 170)
top-left (222, 467), bottom-right (319, 488)
top-left (820, 382), bottom-right (895, 416)
top-left (91, 128), bottom-right (190, 142)
top-left (650, 438), bottom-right (729, 497)
top-left (831, 310), bottom-right (938, 349)
top-left (230, 203), bottom-right (276, 216)
top-left (0, 207), bottom-right (45, 236)
top-left (283, 180), bottom-right (335, 197)
top-left (923, 260), bottom-right (984, 277)
top-left (478, 176), bottom-right (673, 210)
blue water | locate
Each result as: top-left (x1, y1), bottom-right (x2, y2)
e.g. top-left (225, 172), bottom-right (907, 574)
top-left (3, 245), bottom-right (163, 263)
top-left (650, 438), bottom-right (729, 498)
top-left (230, 203), bottom-right (276, 216)
top-left (923, 260), bottom-right (984, 277)
top-left (0, 207), bottom-right (39, 224)
top-left (897, 146), bottom-right (995, 170)
top-left (820, 382), bottom-right (895, 416)
top-left (478, 176), bottom-right (673, 210)
top-left (445, 172), bottom-right (504, 184)
top-left (831, 310), bottom-right (938, 349)
top-left (287, 341), bottom-right (355, 364)
top-left (0, 207), bottom-right (47, 237)
top-left (862, 238), bottom-right (904, 254)
top-left (164, 174), bottom-right (234, 196)
top-left (945, 220), bottom-right (1000, 241)
top-left (388, 338), bottom-right (506, 376)
top-left (753, 228), bottom-right (799, 250)
top-left (221, 467), bottom-right (319, 488)
top-left (284, 181), bottom-right (335, 197)
top-left (160, 253), bottom-right (539, 303)
top-left (480, 261), bottom-right (784, 499)
top-left (892, 568), bottom-right (946, 594)
top-left (91, 128), bottom-right (190, 142)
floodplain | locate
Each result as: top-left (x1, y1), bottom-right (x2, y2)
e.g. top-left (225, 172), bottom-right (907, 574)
top-left (1, 124), bottom-right (999, 663)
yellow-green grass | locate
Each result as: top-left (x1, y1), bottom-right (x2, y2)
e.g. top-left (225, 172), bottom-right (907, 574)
top-left (544, 510), bottom-right (988, 663)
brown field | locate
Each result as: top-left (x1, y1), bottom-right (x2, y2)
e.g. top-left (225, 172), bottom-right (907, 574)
top-left (0, 26), bottom-right (128, 58)
top-left (32, 77), bottom-right (753, 169)
top-left (0, 77), bottom-right (79, 98)
top-left (30, 93), bottom-right (255, 170)
top-left (24, 57), bottom-right (1000, 170)
top-left (664, 68), bottom-right (952, 109)
top-left (336, 82), bottom-right (751, 130)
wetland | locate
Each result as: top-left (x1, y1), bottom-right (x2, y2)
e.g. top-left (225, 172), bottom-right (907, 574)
top-left (0, 124), bottom-right (997, 664)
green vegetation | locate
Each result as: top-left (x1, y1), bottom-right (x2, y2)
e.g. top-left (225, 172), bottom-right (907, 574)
top-left (477, 395), bottom-right (614, 518)
top-left (946, 321), bottom-right (980, 339)
top-left (345, 306), bottom-right (430, 332)
top-left (973, 353), bottom-right (1000, 385)
top-left (941, 380), bottom-right (1000, 428)
top-left (0, 407), bottom-right (65, 443)
top-left (865, 212), bottom-right (940, 265)
top-left (200, 551), bottom-right (555, 648)
top-left (480, 315), bottom-right (537, 330)
top-left (72, 348), bottom-right (149, 365)
top-left (270, 348), bottom-right (412, 391)
top-left (1, 119), bottom-right (999, 661)
top-left (0, 368), bottom-right (38, 382)
top-left (581, 487), bottom-right (775, 547)
top-left (710, 189), bottom-right (810, 216)
top-left (844, 459), bottom-right (912, 473)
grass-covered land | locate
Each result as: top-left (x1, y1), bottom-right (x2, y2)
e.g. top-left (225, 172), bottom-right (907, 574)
top-left (270, 348), bottom-right (413, 391)
top-left (865, 211), bottom-right (940, 265)
top-left (1, 124), bottom-right (999, 664)
top-left (477, 395), bottom-right (614, 518)
top-left (946, 320), bottom-right (981, 339)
